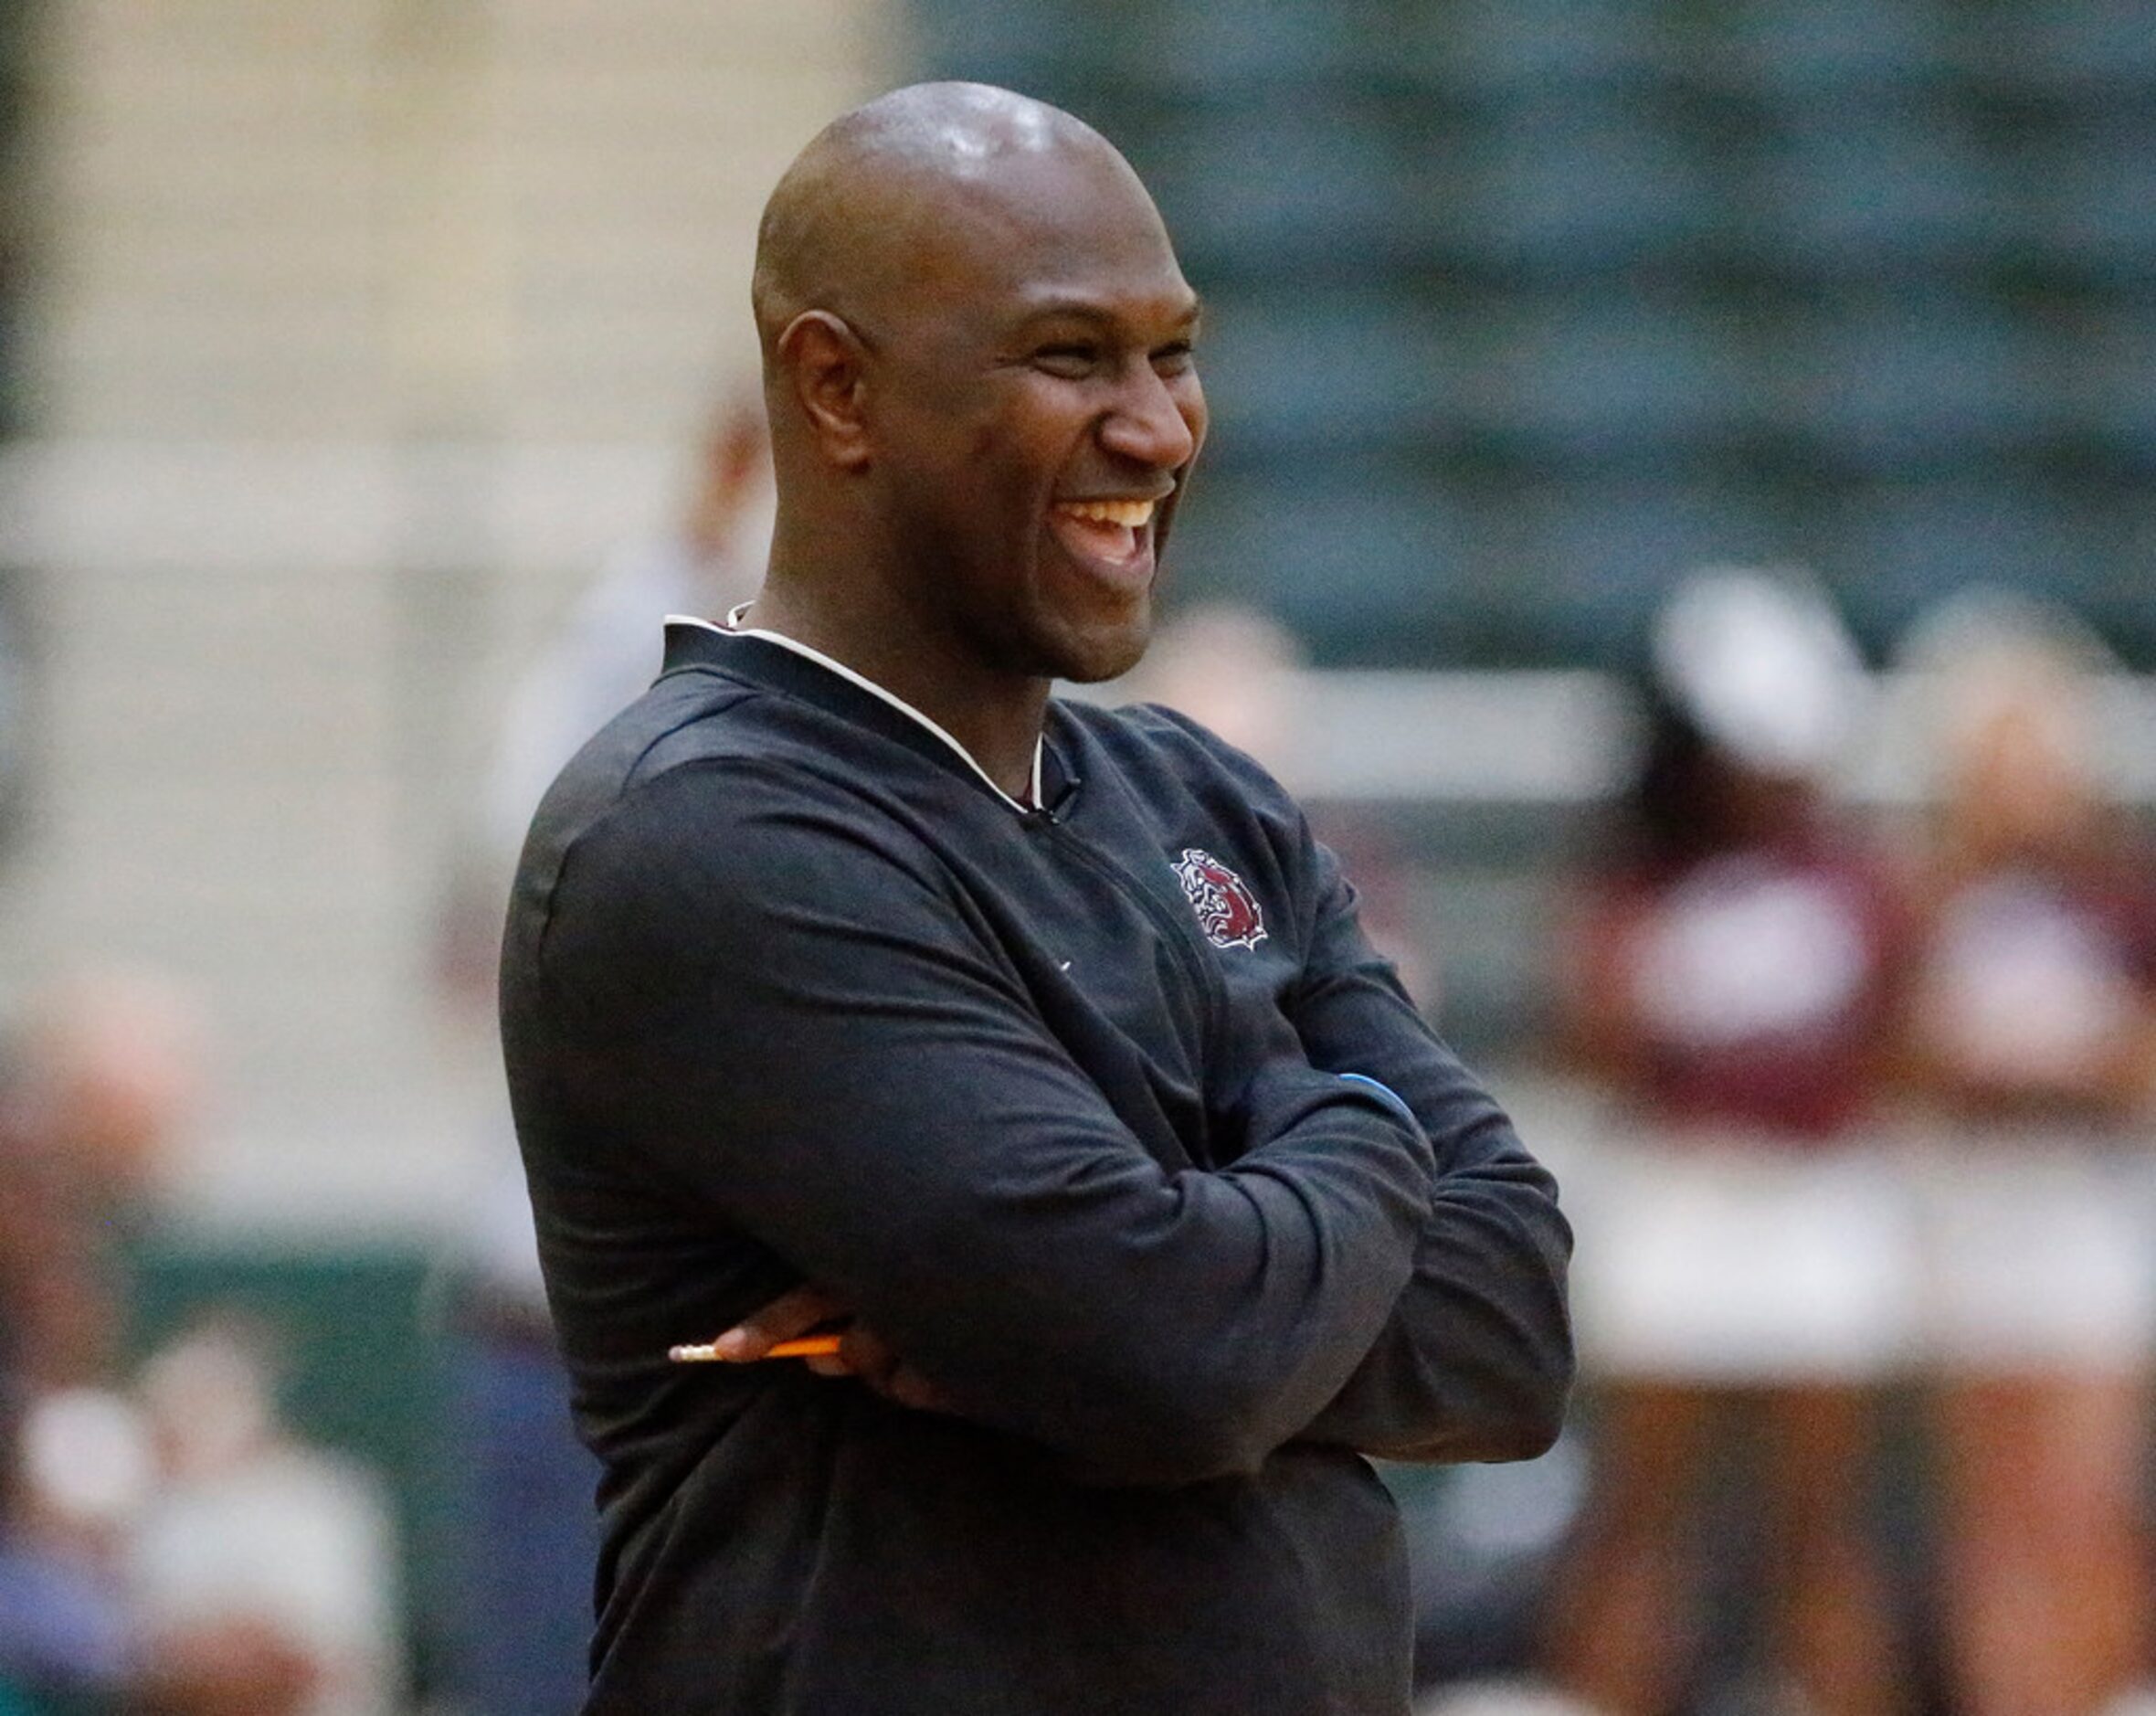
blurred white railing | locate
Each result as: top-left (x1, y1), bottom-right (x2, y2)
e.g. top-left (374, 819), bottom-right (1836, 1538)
top-left (8, 436), bottom-right (2156, 815)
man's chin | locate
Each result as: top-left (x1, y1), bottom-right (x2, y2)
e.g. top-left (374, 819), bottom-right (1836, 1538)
top-left (1048, 615), bottom-right (1152, 685)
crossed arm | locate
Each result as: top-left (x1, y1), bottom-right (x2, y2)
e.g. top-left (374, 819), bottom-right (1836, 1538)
top-left (1279, 835), bottom-right (1574, 1462)
top-left (546, 762), bottom-right (1569, 1482)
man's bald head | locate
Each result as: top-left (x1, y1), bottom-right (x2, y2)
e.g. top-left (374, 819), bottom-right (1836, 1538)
top-left (751, 82), bottom-right (1157, 359)
top-left (744, 81), bottom-right (1205, 708)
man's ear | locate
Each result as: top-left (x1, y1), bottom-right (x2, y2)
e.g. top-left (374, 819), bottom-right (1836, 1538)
top-left (777, 311), bottom-right (872, 473)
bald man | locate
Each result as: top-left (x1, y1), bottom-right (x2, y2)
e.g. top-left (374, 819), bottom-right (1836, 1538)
top-left (500, 83), bottom-right (1571, 1715)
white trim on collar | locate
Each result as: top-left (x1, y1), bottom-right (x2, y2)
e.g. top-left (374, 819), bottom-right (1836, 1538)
top-left (667, 609), bottom-right (1043, 813)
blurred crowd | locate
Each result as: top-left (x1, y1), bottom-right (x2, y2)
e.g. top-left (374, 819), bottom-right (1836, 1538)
top-left (1470, 573), bottom-right (2156, 1716)
top-left (6, 408), bottom-right (2155, 1716)
top-left (0, 972), bottom-right (400, 1716)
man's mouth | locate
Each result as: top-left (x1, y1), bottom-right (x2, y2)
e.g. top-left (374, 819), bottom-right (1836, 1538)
top-left (1049, 497), bottom-right (1157, 567)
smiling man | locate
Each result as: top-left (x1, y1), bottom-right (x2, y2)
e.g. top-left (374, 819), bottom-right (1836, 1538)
top-left (499, 82), bottom-right (1572, 1716)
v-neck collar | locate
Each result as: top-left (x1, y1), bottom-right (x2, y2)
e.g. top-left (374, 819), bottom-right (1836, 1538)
top-left (661, 613), bottom-right (1053, 815)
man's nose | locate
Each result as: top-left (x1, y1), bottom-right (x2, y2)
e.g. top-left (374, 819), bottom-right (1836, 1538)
top-left (1099, 363), bottom-right (1199, 470)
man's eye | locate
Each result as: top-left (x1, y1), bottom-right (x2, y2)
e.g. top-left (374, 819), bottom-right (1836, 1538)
top-left (1151, 341), bottom-right (1196, 375)
top-left (1033, 344), bottom-right (1099, 376)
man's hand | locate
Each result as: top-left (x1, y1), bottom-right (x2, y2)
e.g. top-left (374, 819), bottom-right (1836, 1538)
top-left (808, 1322), bottom-right (946, 1412)
top-left (713, 1285), bottom-right (948, 1412)
top-left (704, 1282), bottom-right (850, 1362)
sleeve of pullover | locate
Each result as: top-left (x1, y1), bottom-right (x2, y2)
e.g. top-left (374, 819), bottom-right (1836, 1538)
top-left (1284, 830), bottom-right (1575, 1465)
top-left (535, 759), bottom-right (1438, 1487)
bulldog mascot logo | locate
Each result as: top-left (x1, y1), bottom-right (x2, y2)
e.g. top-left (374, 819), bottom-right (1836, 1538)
top-left (1172, 848), bottom-right (1268, 951)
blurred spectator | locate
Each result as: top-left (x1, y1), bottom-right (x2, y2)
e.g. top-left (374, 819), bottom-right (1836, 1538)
top-left (434, 402), bottom-right (775, 1007)
top-left (1541, 570), bottom-right (1914, 1716)
top-left (0, 1382), bottom-right (142, 1711)
top-left (433, 400), bottom-right (772, 1716)
top-left (0, 968), bottom-right (208, 1395)
top-left (1890, 593), bottom-right (2156, 1716)
top-left (0, 969), bottom-right (201, 1711)
top-left (125, 1313), bottom-right (401, 1716)
top-left (0, 970), bottom-right (404, 1716)
top-left (1118, 599), bottom-right (1433, 1003)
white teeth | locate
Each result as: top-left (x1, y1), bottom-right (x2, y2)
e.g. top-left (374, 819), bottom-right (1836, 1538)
top-left (1059, 498), bottom-right (1155, 528)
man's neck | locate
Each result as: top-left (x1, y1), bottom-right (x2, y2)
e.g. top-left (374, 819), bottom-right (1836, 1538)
top-left (739, 585), bottom-right (1050, 802)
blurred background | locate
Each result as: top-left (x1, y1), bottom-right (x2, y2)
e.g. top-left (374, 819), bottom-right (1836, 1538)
top-left (0, 2), bottom-right (2152, 1712)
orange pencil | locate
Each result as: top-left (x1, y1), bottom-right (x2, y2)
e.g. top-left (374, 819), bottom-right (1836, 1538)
top-left (669, 1332), bottom-right (845, 1363)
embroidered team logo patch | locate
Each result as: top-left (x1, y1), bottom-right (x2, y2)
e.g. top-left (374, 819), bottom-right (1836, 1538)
top-left (1172, 848), bottom-right (1268, 951)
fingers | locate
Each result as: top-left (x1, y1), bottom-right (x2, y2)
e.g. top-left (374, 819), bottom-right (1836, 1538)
top-left (802, 1327), bottom-right (945, 1412)
top-left (709, 1283), bottom-right (849, 1362)
top-left (695, 1291), bottom-right (946, 1413)
top-left (882, 1365), bottom-right (946, 1414)
top-left (805, 1323), bottom-right (897, 1385)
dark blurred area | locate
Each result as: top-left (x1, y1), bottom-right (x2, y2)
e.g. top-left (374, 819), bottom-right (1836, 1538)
top-left (914, 0), bottom-right (2156, 672)
top-left (1, 3), bottom-right (2153, 1713)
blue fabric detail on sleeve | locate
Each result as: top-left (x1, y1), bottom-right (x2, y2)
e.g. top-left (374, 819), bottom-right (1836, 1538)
top-left (1337, 1071), bottom-right (1419, 1128)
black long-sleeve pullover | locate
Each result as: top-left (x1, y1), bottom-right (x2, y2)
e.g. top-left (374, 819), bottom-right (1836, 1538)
top-left (500, 621), bottom-right (1572, 1715)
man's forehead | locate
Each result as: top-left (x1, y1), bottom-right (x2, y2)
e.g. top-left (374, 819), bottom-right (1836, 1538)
top-left (875, 149), bottom-right (1189, 323)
